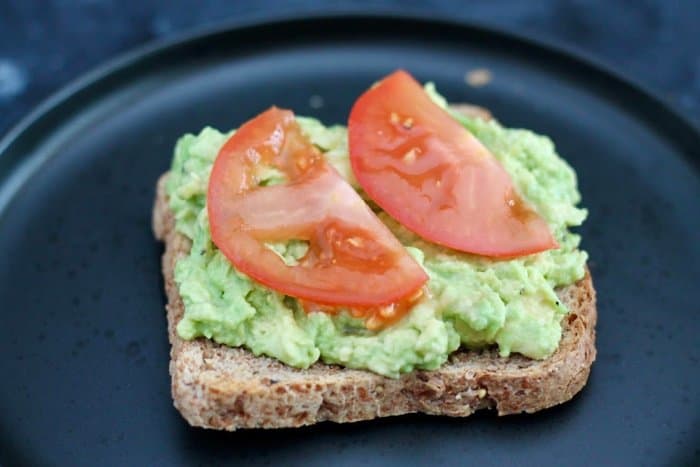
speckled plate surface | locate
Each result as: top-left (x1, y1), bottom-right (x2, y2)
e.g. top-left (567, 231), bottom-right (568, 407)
top-left (0, 15), bottom-right (698, 466)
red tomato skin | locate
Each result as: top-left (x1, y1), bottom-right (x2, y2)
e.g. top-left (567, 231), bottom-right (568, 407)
top-left (348, 70), bottom-right (557, 257)
top-left (208, 107), bottom-right (428, 309)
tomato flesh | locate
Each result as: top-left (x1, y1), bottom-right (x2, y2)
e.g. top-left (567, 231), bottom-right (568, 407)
top-left (348, 70), bottom-right (557, 257)
top-left (207, 107), bottom-right (428, 311)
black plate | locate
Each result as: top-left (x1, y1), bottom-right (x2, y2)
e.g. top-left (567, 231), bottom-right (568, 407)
top-left (0, 14), bottom-right (698, 466)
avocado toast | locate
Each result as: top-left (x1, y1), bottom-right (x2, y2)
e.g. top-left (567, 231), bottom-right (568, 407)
top-left (153, 77), bottom-right (596, 430)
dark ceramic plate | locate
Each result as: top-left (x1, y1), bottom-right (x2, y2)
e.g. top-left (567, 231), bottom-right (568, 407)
top-left (0, 15), bottom-right (698, 467)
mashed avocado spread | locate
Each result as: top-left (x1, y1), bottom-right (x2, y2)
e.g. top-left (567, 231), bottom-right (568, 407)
top-left (165, 86), bottom-right (588, 378)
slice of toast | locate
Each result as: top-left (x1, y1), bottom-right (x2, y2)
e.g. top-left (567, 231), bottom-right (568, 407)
top-left (152, 107), bottom-right (597, 431)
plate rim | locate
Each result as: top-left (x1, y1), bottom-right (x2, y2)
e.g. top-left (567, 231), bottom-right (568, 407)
top-left (1, 11), bottom-right (698, 159)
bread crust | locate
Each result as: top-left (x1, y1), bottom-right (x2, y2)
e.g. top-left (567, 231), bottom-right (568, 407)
top-left (153, 172), bottom-right (596, 430)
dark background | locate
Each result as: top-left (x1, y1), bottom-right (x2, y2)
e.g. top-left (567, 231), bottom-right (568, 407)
top-left (0, 2), bottom-right (699, 466)
top-left (1, 0), bottom-right (699, 137)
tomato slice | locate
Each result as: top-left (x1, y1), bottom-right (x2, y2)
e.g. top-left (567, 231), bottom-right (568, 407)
top-left (348, 70), bottom-right (557, 257)
top-left (207, 107), bottom-right (428, 309)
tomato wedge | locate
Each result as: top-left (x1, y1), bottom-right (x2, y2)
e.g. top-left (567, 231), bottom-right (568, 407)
top-left (348, 70), bottom-right (557, 257)
top-left (207, 107), bottom-right (428, 309)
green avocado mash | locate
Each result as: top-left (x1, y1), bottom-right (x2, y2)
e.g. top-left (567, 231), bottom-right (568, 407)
top-left (165, 85), bottom-right (588, 378)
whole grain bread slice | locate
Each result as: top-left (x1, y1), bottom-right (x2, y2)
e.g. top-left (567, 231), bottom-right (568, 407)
top-left (152, 106), bottom-right (596, 431)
